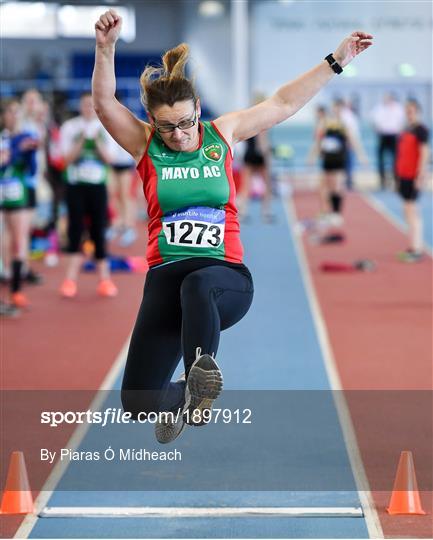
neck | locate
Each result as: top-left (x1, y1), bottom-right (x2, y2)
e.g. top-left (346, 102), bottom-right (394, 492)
top-left (191, 125), bottom-right (201, 151)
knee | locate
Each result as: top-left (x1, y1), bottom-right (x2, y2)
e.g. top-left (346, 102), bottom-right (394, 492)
top-left (180, 271), bottom-right (213, 302)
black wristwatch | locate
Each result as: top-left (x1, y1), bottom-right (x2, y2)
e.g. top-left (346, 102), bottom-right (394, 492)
top-left (325, 53), bottom-right (343, 74)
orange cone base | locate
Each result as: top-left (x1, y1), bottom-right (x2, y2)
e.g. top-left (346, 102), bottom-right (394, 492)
top-left (0, 451), bottom-right (35, 514)
top-left (0, 490), bottom-right (34, 514)
top-left (387, 490), bottom-right (427, 515)
top-left (387, 451), bottom-right (427, 516)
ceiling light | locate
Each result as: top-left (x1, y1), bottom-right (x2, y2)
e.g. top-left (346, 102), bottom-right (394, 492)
top-left (198, 1), bottom-right (225, 18)
top-left (398, 63), bottom-right (416, 77)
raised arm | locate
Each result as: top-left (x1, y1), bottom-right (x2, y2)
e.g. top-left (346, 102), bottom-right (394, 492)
top-left (215, 31), bottom-right (373, 146)
top-left (92, 9), bottom-right (150, 162)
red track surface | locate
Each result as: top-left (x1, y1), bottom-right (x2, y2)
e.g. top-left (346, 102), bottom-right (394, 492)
top-left (294, 191), bottom-right (432, 538)
top-left (1, 232), bottom-right (148, 538)
top-left (2, 195), bottom-right (432, 538)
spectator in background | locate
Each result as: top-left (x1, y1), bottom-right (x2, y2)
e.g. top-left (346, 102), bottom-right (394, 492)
top-left (336, 98), bottom-right (363, 190)
top-left (371, 92), bottom-right (405, 190)
top-left (20, 89), bottom-right (46, 137)
top-left (307, 105), bottom-right (329, 214)
top-left (308, 100), bottom-right (367, 237)
top-left (19, 88), bottom-right (47, 284)
top-left (395, 99), bottom-right (429, 262)
top-left (107, 134), bottom-right (138, 247)
top-left (45, 101), bottom-right (67, 234)
top-left (0, 98), bottom-right (39, 308)
top-left (20, 88), bottom-right (47, 191)
top-left (59, 92), bottom-right (117, 298)
top-left (238, 95), bottom-right (274, 223)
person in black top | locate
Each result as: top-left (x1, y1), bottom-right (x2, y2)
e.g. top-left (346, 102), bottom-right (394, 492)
top-left (308, 100), bottom-right (366, 237)
top-left (238, 96), bottom-right (274, 223)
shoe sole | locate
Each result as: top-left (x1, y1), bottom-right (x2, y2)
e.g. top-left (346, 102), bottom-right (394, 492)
top-left (184, 355), bottom-right (223, 426)
top-left (155, 417), bottom-right (186, 444)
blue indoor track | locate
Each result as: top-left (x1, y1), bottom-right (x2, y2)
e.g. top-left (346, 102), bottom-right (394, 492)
top-left (29, 198), bottom-right (372, 539)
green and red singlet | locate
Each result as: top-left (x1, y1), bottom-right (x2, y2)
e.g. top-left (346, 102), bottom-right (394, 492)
top-left (137, 121), bottom-right (243, 267)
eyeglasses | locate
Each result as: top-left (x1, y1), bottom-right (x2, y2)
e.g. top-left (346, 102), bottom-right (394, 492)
top-left (154, 111), bottom-right (198, 134)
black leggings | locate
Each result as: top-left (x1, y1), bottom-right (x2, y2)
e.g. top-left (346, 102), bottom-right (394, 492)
top-left (121, 257), bottom-right (254, 416)
top-left (66, 183), bottom-right (107, 259)
top-left (378, 134), bottom-right (397, 186)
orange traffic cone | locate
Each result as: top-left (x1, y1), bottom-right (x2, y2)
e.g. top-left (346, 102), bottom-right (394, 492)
top-left (387, 450), bottom-right (426, 515)
top-left (0, 451), bottom-right (34, 514)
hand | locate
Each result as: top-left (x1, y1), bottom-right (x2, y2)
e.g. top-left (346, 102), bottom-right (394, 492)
top-left (414, 173), bottom-right (425, 190)
top-left (95, 9), bottom-right (122, 48)
top-left (333, 31), bottom-right (373, 68)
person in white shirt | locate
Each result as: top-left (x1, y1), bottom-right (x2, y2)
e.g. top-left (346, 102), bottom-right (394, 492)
top-left (336, 98), bottom-right (366, 190)
top-left (371, 92), bottom-right (405, 189)
top-left (59, 92), bottom-right (117, 298)
top-left (107, 128), bottom-right (137, 247)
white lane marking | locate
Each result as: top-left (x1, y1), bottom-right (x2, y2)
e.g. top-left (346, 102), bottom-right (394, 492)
top-left (14, 337), bottom-right (131, 539)
top-left (283, 196), bottom-right (384, 540)
top-left (40, 506), bottom-right (364, 518)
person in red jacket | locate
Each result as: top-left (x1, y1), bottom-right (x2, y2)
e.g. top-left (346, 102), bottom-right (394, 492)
top-left (395, 99), bottom-right (430, 262)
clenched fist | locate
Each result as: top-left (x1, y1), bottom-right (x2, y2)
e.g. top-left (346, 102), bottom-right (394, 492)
top-left (95, 9), bottom-right (122, 48)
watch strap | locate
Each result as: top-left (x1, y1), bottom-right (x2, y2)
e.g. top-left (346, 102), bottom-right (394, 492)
top-left (325, 53), bottom-right (343, 74)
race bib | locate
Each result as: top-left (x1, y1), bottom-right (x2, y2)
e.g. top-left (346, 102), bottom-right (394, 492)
top-left (162, 206), bottom-right (225, 248)
top-left (74, 159), bottom-right (105, 184)
top-left (321, 136), bottom-right (343, 153)
top-left (0, 176), bottom-right (26, 206)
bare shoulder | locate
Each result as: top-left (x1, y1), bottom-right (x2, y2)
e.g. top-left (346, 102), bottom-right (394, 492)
top-left (212, 114), bottom-right (237, 149)
top-left (133, 121), bottom-right (153, 163)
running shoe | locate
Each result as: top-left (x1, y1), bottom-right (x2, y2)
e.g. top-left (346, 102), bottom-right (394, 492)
top-left (97, 279), bottom-right (118, 297)
top-left (105, 227), bottom-right (119, 241)
top-left (25, 269), bottom-right (44, 285)
top-left (321, 232), bottom-right (346, 244)
top-left (327, 213), bottom-right (344, 228)
top-left (155, 374), bottom-right (187, 444)
top-left (60, 279), bottom-right (77, 298)
top-left (0, 273), bottom-right (10, 285)
top-left (397, 250), bottom-right (424, 263)
top-left (184, 347), bottom-right (223, 426)
top-left (11, 292), bottom-right (30, 308)
top-left (119, 228), bottom-right (137, 247)
top-left (0, 301), bottom-right (20, 318)
top-left (353, 259), bottom-right (376, 272)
